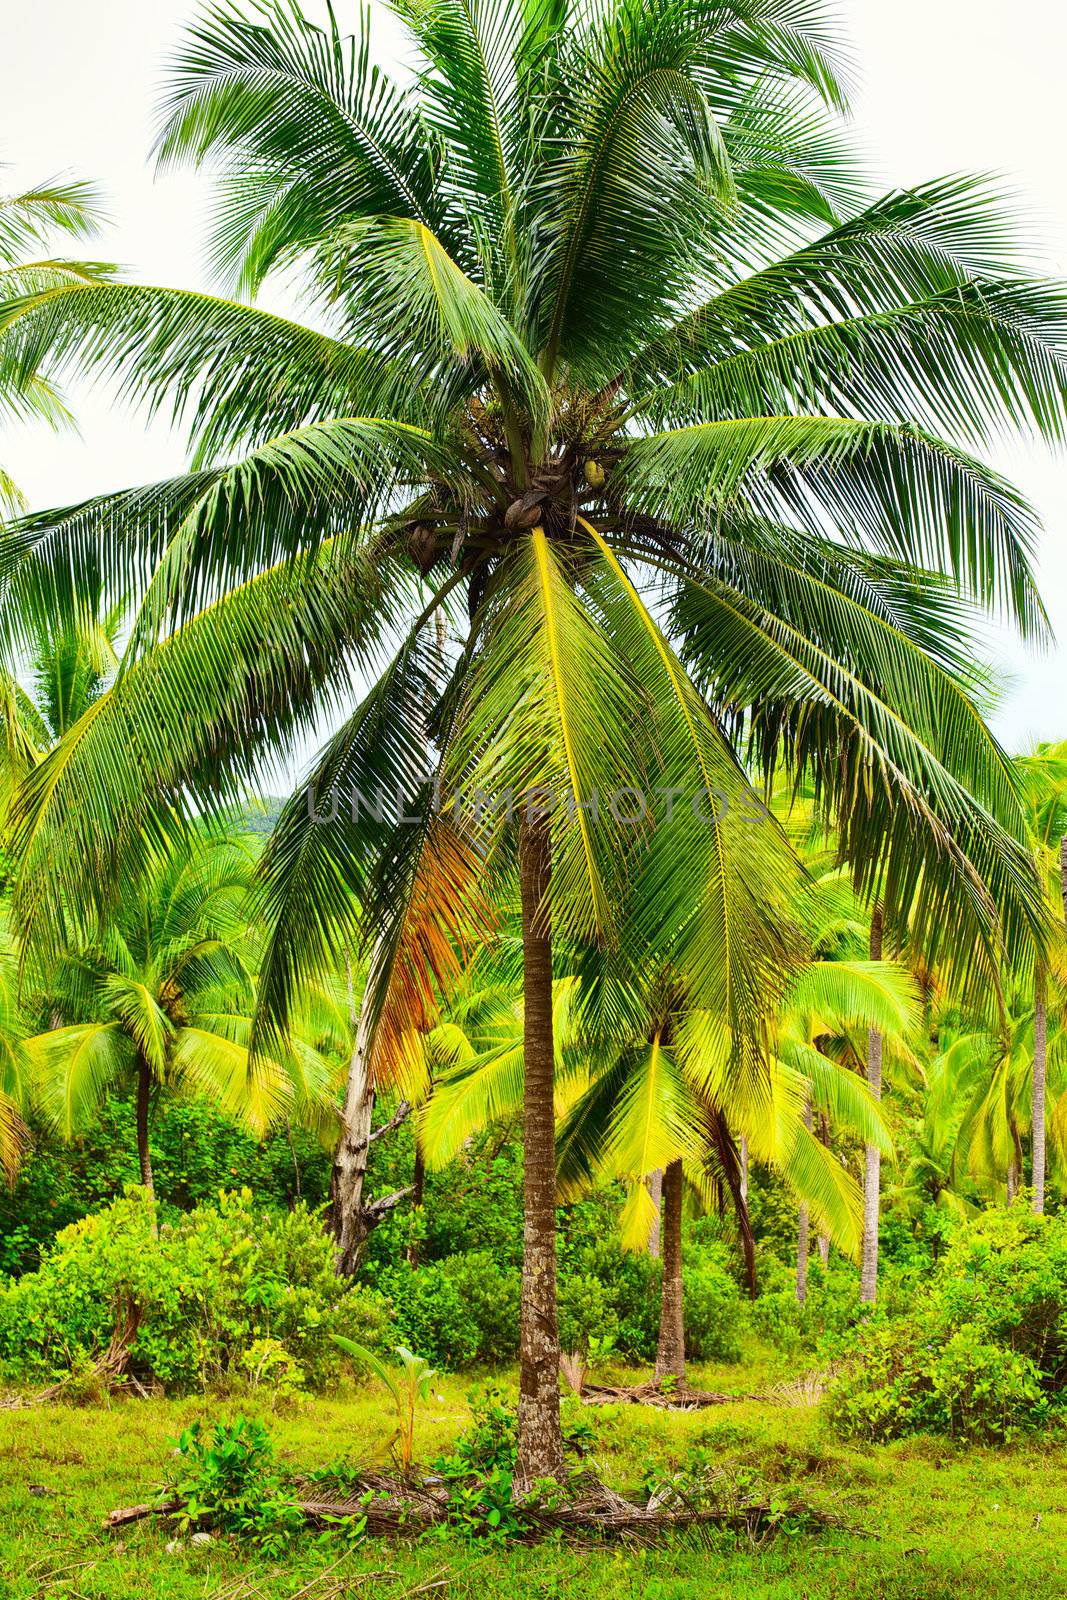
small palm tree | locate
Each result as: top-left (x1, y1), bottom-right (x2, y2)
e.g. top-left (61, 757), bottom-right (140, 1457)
top-left (0, 0), bottom-right (1062, 1479)
top-left (23, 829), bottom-right (334, 1201)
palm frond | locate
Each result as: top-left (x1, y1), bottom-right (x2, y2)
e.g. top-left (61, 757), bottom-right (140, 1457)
top-left (155, 0), bottom-right (441, 291)
top-left (622, 414), bottom-right (1045, 635)
top-left (25, 1021), bottom-right (135, 1138)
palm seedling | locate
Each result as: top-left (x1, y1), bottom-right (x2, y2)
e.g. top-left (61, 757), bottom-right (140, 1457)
top-left (330, 1337), bottom-right (438, 1477)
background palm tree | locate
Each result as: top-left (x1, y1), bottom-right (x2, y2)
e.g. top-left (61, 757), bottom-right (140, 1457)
top-left (0, 944), bottom-right (29, 1182)
top-left (0, 0), bottom-right (1063, 1479)
top-left (22, 829), bottom-right (334, 1202)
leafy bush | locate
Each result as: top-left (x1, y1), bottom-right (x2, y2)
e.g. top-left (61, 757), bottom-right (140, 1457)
top-left (826, 1208), bottom-right (1067, 1443)
top-left (826, 1318), bottom-right (1047, 1444)
top-left (683, 1253), bottom-right (746, 1364)
top-left (562, 1238), bottom-right (661, 1359)
top-left (374, 1259), bottom-right (484, 1369)
top-left (170, 1416), bottom-right (304, 1553)
top-left (557, 1271), bottom-right (613, 1357)
top-left (364, 1132), bottom-right (524, 1272)
top-left (435, 1384), bottom-right (595, 1483)
top-left (0, 1189), bottom-right (386, 1393)
top-left (751, 1256), bottom-right (859, 1352)
top-left (0, 1096), bottom-right (332, 1275)
top-left (432, 1253), bottom-right (521, 1364)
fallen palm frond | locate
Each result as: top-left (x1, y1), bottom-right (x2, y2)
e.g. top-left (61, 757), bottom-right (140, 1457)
top-left (765, 1369), bottom-right (834, 1407)
top-left (104, 1470), bottom-right (848, 1548)
top-left (576, 1379), bottom-right (761, 1409)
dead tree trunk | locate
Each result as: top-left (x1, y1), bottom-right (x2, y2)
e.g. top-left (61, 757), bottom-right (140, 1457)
top-left (331, 946), bottom-right (413, 1275)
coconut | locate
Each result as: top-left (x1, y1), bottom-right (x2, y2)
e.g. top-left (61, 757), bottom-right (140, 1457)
top-left (505, 497), bottom-right (544, 528)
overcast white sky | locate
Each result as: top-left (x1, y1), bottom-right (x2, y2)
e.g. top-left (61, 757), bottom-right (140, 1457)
top-left (2, 0), bottom-right (1067, 754)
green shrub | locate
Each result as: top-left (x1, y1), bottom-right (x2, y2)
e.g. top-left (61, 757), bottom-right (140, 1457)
top-left (170, 1416), bottom-right (304, 1553)
top-left (364, 1133), bottom-right (525, 1272)
top-left (557, 1271), bottom-right (613, 1357)
top-left (931, 1330), bottom-right (1048, 1442)
top-left (824, 1319), bottom-right (940, 1442)
top-left (751, 1256), bottom-right (859, 1353)
top-left (826, 1318), bottom-right (1048, 1444)
top-left (683, 1252), bottom-right (746, 1364)
top-left (826, 1208), bottom-right (1067, 1443)
top-left (374, 1258), bottom-right (484, 1368)
top-left (562, 1238), bottom-right (661, 1359)
top-left (435, 1383), bottom-right (596, 1479)
top-left (0, 1189), bottom-right (386, 1393)
top-left (0, 1096), bottom-right (332, 1275)
top-left (433, 1253), bottom-right (521, 1364)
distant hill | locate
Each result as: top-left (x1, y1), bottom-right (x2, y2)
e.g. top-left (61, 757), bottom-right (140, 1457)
top-left (230, 796), bottom-right (289, 838)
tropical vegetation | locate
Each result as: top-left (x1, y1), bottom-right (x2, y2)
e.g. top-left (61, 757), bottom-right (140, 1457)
top-left (1, 0), bottom-right (1067, 1591)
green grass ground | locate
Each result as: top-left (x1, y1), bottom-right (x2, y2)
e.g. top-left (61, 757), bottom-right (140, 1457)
top-left (3, 1363), bottom-right (1067, 1599)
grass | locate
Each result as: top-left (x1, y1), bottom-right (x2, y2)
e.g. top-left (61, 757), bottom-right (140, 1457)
top-left (2, 1361), bottom-right (1066, 1599)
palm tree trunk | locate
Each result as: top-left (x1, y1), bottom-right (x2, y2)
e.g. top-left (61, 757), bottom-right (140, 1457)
top-left (796, 1100), bottom-right (812, 1305)
top-left (407, 1147), bottom-right (426, 1266)
top-left (647, 1167), bottom-right (663, 1258)
top-left (135, 1056), bottom-right (157, 1236)
top-left (739, 1134), bottom-right (749, 1202)
top-left (1008, 1117), bottom-right (1024, 1205)
top-left (860, 908), bottom-right (883, 1304)
top-left (817, 1113), bottom-right (831, 1266)
top-left (796, 1205), bottom-right (810, 1304)
top-left (654, 1158), bottom-right (686, 1382)
top-left (1033, 960), bottom-right (1048, 1215)
top-left (516, 812), bottom-right (564, 1489)
top-left (285, 1118), bottom-right (302, 1201)
top-left (708, 1109), bottom-right (756, 1296)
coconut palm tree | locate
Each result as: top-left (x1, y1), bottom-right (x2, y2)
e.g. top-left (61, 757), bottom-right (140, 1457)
top-left (781, 953), bottom-right (919, 1302)
top-left (0, 0), bottom-right (1061, 1480)
top-left (943, 974), bottom-right (1067, 1206)
top-left (558, 952), bottom-right (915, 1378)
top-left (426, 940), bottom-right (909, 1384)
top-left (22, 828), bottom-right (336, 1202)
